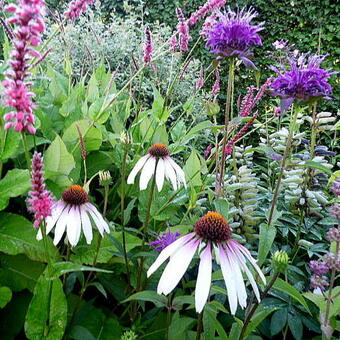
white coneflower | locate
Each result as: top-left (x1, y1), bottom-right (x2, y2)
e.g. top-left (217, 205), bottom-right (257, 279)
top-left (127, 143), bottom-right (186, 192)
top-left (36, 185), bottom-right (110, 247)
top-left (147, 212), bottom-right (266, 314)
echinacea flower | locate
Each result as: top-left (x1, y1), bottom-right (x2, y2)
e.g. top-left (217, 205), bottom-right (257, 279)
top-left (206, 7), bottom-right (264, 67)
top-left (271, 53), bottom-right (334, 111)
top-left (127, 143), bottom-right (186, 192)
top-left (36, 184), bottom-right (110, 246)
top-left (147, 212), bottom-right (266, 314)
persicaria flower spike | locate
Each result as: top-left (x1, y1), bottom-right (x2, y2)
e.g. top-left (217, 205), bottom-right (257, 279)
top-left (188, 0), bottom-right (226, 27)
top-left (64, 0), bottom-right (95, 23)
top-left (206, 7), bottom-right (264, 67)
top-left (176, 7), bottom-right (190, 52)
top-left (143, 26), bottom-right (153, 66)
top-left (27, 152), bottom-right (54, 227)
top-left (271, 53), bottom-right (334, 111)
top-left (36, 184), bottom-right (110, 246)
top-left (147, 212), bottom-right (266, 314)
top-left (127, 143), bottom-right (186, 192)
top-left (2, 0), bottom-right (46, 134)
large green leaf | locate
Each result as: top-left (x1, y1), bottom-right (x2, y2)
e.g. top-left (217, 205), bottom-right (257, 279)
top-left (168, 313), bottom-right (196, 340)
top-left (0, 169), bottom-right (30, 210)
top-left (0, 287), bottom-right (12, 308)
top-left (272, 278), bottom-right (311, 314)
top-left (270, 308), bottom-right (288, 336)
top-left (44, 135), bottom-right (75, 184)
top-left (25, 274), bottom-right (67, 340)
top-left (0, 129), bottom-right (21, 161)
top-left (183, 150), bottom-right (202, 186)
top-left (203, 308), bottom-right (228, 339)
top-left (122, 291), bottom-right (167, 308)
top-left (0, 213), bottom-right (59, 262)
top-left (258, 224), bottom-right (277, 266)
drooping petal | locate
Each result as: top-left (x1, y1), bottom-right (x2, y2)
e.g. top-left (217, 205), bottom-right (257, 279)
top-left (86, 203), bottom-right (110, 233)
top-left (168, 157), bottom-right (187, 188)
top-left (147, 233), bottom-right (195, 277)
top-left (67, 205), bottom-right (81, 247)
top-left (164, 158), bottom-right (178, 191)
top-left (127, 154), bottom-right (150, 185)
top-left (80, 206), bottom-right (93, 244)
top-left (45, 201), bottom-right (67, 235)
top-left (155, 158), bottom-right (165, 192)
top-left (139, 156), bottom-right (156, 190)
top-left (224, 243), bottom-right (247, 309)
top-left (218, 244), bottom-right (238, 315)
top-left (85, 205), bottom-right (104, 236)
top-left (157, 238), bottom-right (200, 295)
top-left (195, 242), bottom-right (212, 313)
top-left (53, 205), bottom-right (71, 245)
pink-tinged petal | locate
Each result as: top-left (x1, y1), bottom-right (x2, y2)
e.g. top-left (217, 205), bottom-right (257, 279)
top-left (67, 206), bottom-right (81, 247)
top-left (139, 156), bottom-right (156, 190)
top-left (147, 233), bottom-right (196, 277)
top-left (85, 205), bottom-right (104, 236)
top-left (229, 241), bottom-right (261, 302)
top-left (168, 157), bottom-right (187, 188)
top-left (53, 205), bottom-right (71, 245)
top-left (157, 238), bottom-right (199, 295)
top-left (45, 201), bottom-right (67, 235)
top-left (127, 155), bottom-right (150, 185)
top-left (224, 243), bottom-right (247, 309)
top-left (218, 244), bottom-right (238, 315)
top-left (86, 203), bottom-right (110, 233)
top-left (155, 158), bottom-right (165, 192)
top-left (164, 158), bottom-right (178, 191)
top-left (195, 242), bottom-right (212, 313)
top-left (80, 206), bottom-right (93, 244)
top-left (230, 240), bottom-right (266, 284)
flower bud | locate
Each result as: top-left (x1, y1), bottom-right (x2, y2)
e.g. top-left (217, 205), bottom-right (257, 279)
top-left (271, 250), bottom-right (289, 273)
top-left (99, 170), bottom-right (112, 187)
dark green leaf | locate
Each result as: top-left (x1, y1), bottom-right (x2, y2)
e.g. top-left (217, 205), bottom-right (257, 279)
top-left (258, 224), bottom-right (276, 266)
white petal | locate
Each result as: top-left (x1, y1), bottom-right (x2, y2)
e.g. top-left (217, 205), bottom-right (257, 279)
top-left (155, 158), bottom-right (165, 192)
top-left (157, 238), bottom-right (199, 295)
top-left (80, 206), bottom-right (93, 244)
top-left (230, 242), bottom-right (261, 302)
top-left (168, 157), bottom-right (187, 188)
top-left (139, 156), bottom-right (156, 190)
top-left (67, 206), bottom-right (81, 247)
top-left (36, 228), bottom-right (42, 241)
top-left (45, 201), bottom-right (67, 234)
top-left (85, 205), bottom-right (104, 236)
top-left (231, 240), bottom-right (266, 284)
top-left (218, 244), bottom-right (238, 315)
top-left (164, 158), bottom-right (178, 191)
top-left (147, 233), bottom-right (196, 277)
top-left (225, 243), bottom-right (247, 309)
top-left (86, 203), bottom-right (110, 233)
top-left (127, 154), bottom-right (150, 184)
top-left (53, 205), bottom-right (71, 245)
top-left (195, 243), bottom-right (212, 313)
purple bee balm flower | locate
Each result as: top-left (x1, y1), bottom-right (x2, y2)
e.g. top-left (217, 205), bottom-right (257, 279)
top-left (150, 231), bottom-right (181, 252)
top-left (206, 7), bottom-right (264, 67)
top-left (271, 53), bottom-right (334, 111)
top-left (309, 260), bottom-right (329, 275)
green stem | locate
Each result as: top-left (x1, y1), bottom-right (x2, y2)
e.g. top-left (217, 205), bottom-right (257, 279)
top-left (217, 58), bottom-right (235, 197)
top-left (240, 272), bottom-right (279, 340)
top-left (21, 132), bottom-right (31, 170)
top-left (267, 105), bottom-right (299, 227)
top-left (196, 312), bottom-right (203, 340)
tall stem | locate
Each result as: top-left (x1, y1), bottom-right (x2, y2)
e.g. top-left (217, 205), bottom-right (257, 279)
top-left (217, 58), bottom-right (235, 197)
top-left (121, 144), bottom-right (131, 286)
top-left (21, 132), bottom-right (31, 171)
top-left (196, 312), bottom-right (203, 340)
top-left (267, 106), bottom-right (299, 226)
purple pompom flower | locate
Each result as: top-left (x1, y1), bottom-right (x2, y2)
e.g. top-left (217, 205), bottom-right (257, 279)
top-left (150, 231), bottom-right (181, 252)
top-left (205, 7), bottom-right (264, 67)
top-left (271, 53), bottom-right (334, 111)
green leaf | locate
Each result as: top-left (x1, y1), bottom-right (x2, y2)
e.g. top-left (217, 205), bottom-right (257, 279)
top-left (51, 262), bottom-right (112, 278)
top-left (124, 198), bottom-right (136, 225)
top-left (179, 121), bottom-right (213, 145)
top-left (288, 312), bottom-right (303, 340)
top-left (183, 150), bottom-right (202, 186)
top-left (0, 129), bottom-right (21, 161)
top-left (168, 314), bottom-right (195, 340)
top-left (0, 287), bottom-right (12, 308)
top-left (303, 160), bottom-right (332, 175)
top-left (271, 308), bottom-right (288, 336)
top-left (229, 321), bottom-right (243, 340)
top-left (258, 224), bottom-right (276, 266)
top-left (44, 135), bottom-right (75, 184)
top-left (25, 274), bottom-right (67, 340)
top-left (0, 169), bottom-right (30, 210)
top-left (87, 73), bottom-right (99, 103)
top-left (0, 213), bottom-right (59, 262)
top-left (122, 291), bottom-right (167, 308)
top-left (214, 198), bottom-right (229, 219)
top-left (272, 278), bottom-right (311, 314)
top-left (203, 308), bottom-right (228, 339)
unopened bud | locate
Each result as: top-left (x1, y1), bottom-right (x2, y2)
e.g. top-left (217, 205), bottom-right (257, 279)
top-left (271, 250), bottom-right (289, 273)
top-left (99, 170), bottom-right (112, 187)
top-left (120, 131), bottom-right (131, 144)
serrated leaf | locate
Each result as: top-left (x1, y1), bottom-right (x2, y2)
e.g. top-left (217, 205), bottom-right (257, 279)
top-left (0, 169), bottom-right (30, 210)
top-left (25, 274), bottom-right (67, 340)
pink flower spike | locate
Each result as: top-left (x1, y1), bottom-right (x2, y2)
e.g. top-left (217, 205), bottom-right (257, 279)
top-left (143, 26), bottom-right (153, 66)
top-left (176, 7), bottom-right (191, 52)
top-left (188, 0), bottom-right (226, 27)
top-left (64, 0), bottom-right (95, 23)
